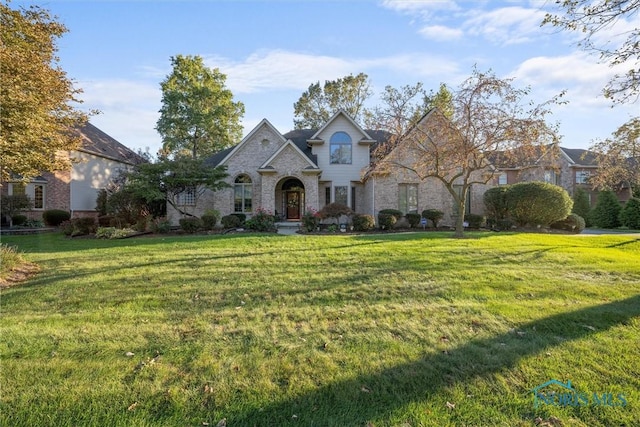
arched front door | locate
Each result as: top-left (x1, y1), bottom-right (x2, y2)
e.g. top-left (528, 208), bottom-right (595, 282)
top-left (280, 178), bottom-right (305, 220)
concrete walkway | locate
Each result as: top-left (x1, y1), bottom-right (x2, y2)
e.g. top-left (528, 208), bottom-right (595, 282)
top-left (276, 222), bottom-right (301, 235)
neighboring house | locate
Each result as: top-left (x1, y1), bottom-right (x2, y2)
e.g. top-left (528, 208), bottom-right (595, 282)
top-left (492, 145), bottom-right (630, 207)
top-left (1, 122), bottom-right (144, 223)
top-left (168, 110), bottom-right (490, 226)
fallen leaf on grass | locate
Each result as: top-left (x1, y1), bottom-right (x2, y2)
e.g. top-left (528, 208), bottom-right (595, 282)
top-left (125, 352), bottom-right (134, 357)
top-left (445, 401), bottom-right (455, 410)
top-left (216, 418), bottom-right (227, 427)
top-left (583, 324), bottom-right (596, 331)
top-left (361, 385), bottom-right (371, 393)
top-left (127, 402), bottom-right (138, 411)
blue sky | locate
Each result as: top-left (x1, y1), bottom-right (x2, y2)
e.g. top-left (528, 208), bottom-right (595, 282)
top-left (14, 0), bottom-right (639, 154)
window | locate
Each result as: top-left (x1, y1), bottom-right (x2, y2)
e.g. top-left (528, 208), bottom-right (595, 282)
top-left (329, 132), bottom-right (352, 164)
top-left (398, 184), bottom-right (418, 214)
top-left (234, 175), bottom-right (252, 213)
top-left (34, 184), bottom-right (44, 210)
top-left (498, 173), bottom-right (507, 185)
top-left (325, 187), bottom-right (331, 206)
top-left (544, 170), bottom-right (559, 185)
top-left (576, 170), bottom-right (591, 184)
top-left (177, 187), bottom-right (196, 206)
top-left (334, 186), bottom-right (348, 205)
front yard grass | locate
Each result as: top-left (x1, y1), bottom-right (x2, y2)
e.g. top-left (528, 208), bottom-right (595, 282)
top-left (1, 231), bottom-right (639, 426)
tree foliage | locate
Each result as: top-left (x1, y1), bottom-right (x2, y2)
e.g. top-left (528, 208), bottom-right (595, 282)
top-left (156, 55), bottom-right (244, 159)
top-left (572, 187), bottom-right (593, 226)
top-left (591, 190), bottom-right (622, 228)
top-left (123, 157), bottom-right (229, 218)
top-left (542, 0), bottom-right (640, 103)
top-left (293, 73), bottom-right (372, 129)
top-left (376, 68), bottom-right (562, 237)
top-left (589, 117), bottom-right (640, 195)
top-left (0, 3), bottom-right (89, 181)
top-left (620, 197), bottom-right (640, 228)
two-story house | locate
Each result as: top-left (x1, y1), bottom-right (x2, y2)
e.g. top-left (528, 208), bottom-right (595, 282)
top-left (168, 110), bottom-right (490, 226)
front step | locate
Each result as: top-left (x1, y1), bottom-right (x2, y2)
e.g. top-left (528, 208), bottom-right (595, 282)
top-left (275, 222), bottom-right (301, 234)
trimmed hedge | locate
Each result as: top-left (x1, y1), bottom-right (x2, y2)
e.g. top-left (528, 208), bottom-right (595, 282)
top-left (483, 186), bottom-right (510, 223)
top-left (352, 214), bottom-right (375, 232)
top-left (377, 213), bottom-right (397, 230)
top-left (422, 209), bottom-right (444, 228)
top-left (505, 182), bottom-right (572, 227)
top-left (43, 209), bottom-right (71, 226)
top-left (221, 214), bottom-right (242, 229)
top-left (378, 209), bottom-right (403, 220)
top-left (179, 217), bottom-right (202, 233)
top-left (464, 213), bottom-right (485, 229)
top-left (406, 212), bottom-right (421, 228)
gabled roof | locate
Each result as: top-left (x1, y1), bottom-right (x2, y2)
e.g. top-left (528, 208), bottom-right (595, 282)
top-left (560, 147), bottom-right (598, 166)
top-left (212, 119), bottom-right (288, 167)
top-left (308, 110), bottom-right (375, 143)
top-left (76, 122), bottom-right (145, 165)
top-left (259, 139), bottom-right (318, 170)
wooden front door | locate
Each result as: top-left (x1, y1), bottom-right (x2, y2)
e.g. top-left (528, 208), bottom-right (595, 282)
top-left (286, 191), bottom-right (301, 219)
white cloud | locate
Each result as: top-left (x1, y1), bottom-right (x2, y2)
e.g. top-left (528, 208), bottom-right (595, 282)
top-left (204, 49), bottom-right (461, 94)
top-left (418, 25), bottom-right (464, 41)
top-left (380, 0), bottom-right (461, 16)
top-left (464, 7), bottom-right (548, 45)
top-left (510, 52), bottom-right (628, 108)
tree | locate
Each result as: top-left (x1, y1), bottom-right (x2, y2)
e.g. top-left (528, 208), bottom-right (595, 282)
top-left (591, 190), bottom-right (622, 228)
top-left (542, 0), bottom-right (640, 103)
top-left (620, 197), bottom-right (640, 228)
top-left (376, 68), bottom-right (562, 237)
top-left (589, 117), bottom-right (640, 196)
top-left (123, 156), bottom-right (229, 218)
top-left (368, 82), bottom-right (454, 164)
top-left (0, 3), bottom-right (89, 181)
top-left (156, 55), bottom-right (244, 159)
top-left (293, 73), bottom-right (372, 129)
top-left (572, 187), bottom-right (593, 226)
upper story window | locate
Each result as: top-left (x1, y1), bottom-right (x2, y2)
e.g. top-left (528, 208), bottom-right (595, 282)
top-left (234, 174), bottom-right (252, 213)
top-left (329, 132), bottom-right (352, 164)
top-left (498, 173), bottom-right (507, 185)
top-left (576, 170), bottom-right (591, 184)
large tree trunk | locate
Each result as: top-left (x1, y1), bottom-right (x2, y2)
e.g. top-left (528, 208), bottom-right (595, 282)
top-left (454, 199), bottom-right (466, 238)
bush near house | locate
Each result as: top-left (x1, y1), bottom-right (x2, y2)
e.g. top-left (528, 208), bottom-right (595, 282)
top-left (591, 190), bottom-right (622, 229)
top-left (318, 203), bottom-right (352, 224)
top-left (620, 198), bottom-right (640, 229)
top-left (352, 213), bottom-right (375, 231)
top-left (422, 209), bottom-right (444, 228)
top-left (464, 213), bottom-right (485, 229)
top-left (42, 209), bottom-right (71, 226)
top-left (378, 209), bottom-right (403, 220)
top-left (550, 213), bottom-right (586, 233)
top-left (245, 208), bottom-right (276, 232)
top-left (201, 210), bottom-right (220, 230)
top-left (221, 215), bottom-right (242, 229)
top-left (505, 182), bottom-right (572, 227)
top-left (406, 212), bottom-right (421, 228)
top-left (179, 217), bottom-right (202, 233)
top-left (377, 212), bottom-right (397, 230)
top-left (302, 208), bottom-right (320, 232)
top-left (61, 217), bottom-right (97, 237)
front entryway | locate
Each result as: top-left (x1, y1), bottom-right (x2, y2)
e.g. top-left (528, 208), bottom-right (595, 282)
top-left (278, 177), bottom-right (305, 220)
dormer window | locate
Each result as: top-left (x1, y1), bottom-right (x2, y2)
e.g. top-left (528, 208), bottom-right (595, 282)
top-left (329, 132), bottom-right (352, 164)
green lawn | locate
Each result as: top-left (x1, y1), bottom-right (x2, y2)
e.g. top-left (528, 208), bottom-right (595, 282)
top-left (1, 231), bottom-right (639, 427)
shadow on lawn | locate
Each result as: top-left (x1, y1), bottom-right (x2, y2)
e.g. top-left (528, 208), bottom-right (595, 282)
top-left (230, 295), bottom-right (640, 426)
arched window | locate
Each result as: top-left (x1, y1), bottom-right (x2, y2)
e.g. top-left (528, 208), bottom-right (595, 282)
top-left (330, 132), bottom-right (352, 164)
top-left (234, 175), bottom-right (252, 213)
